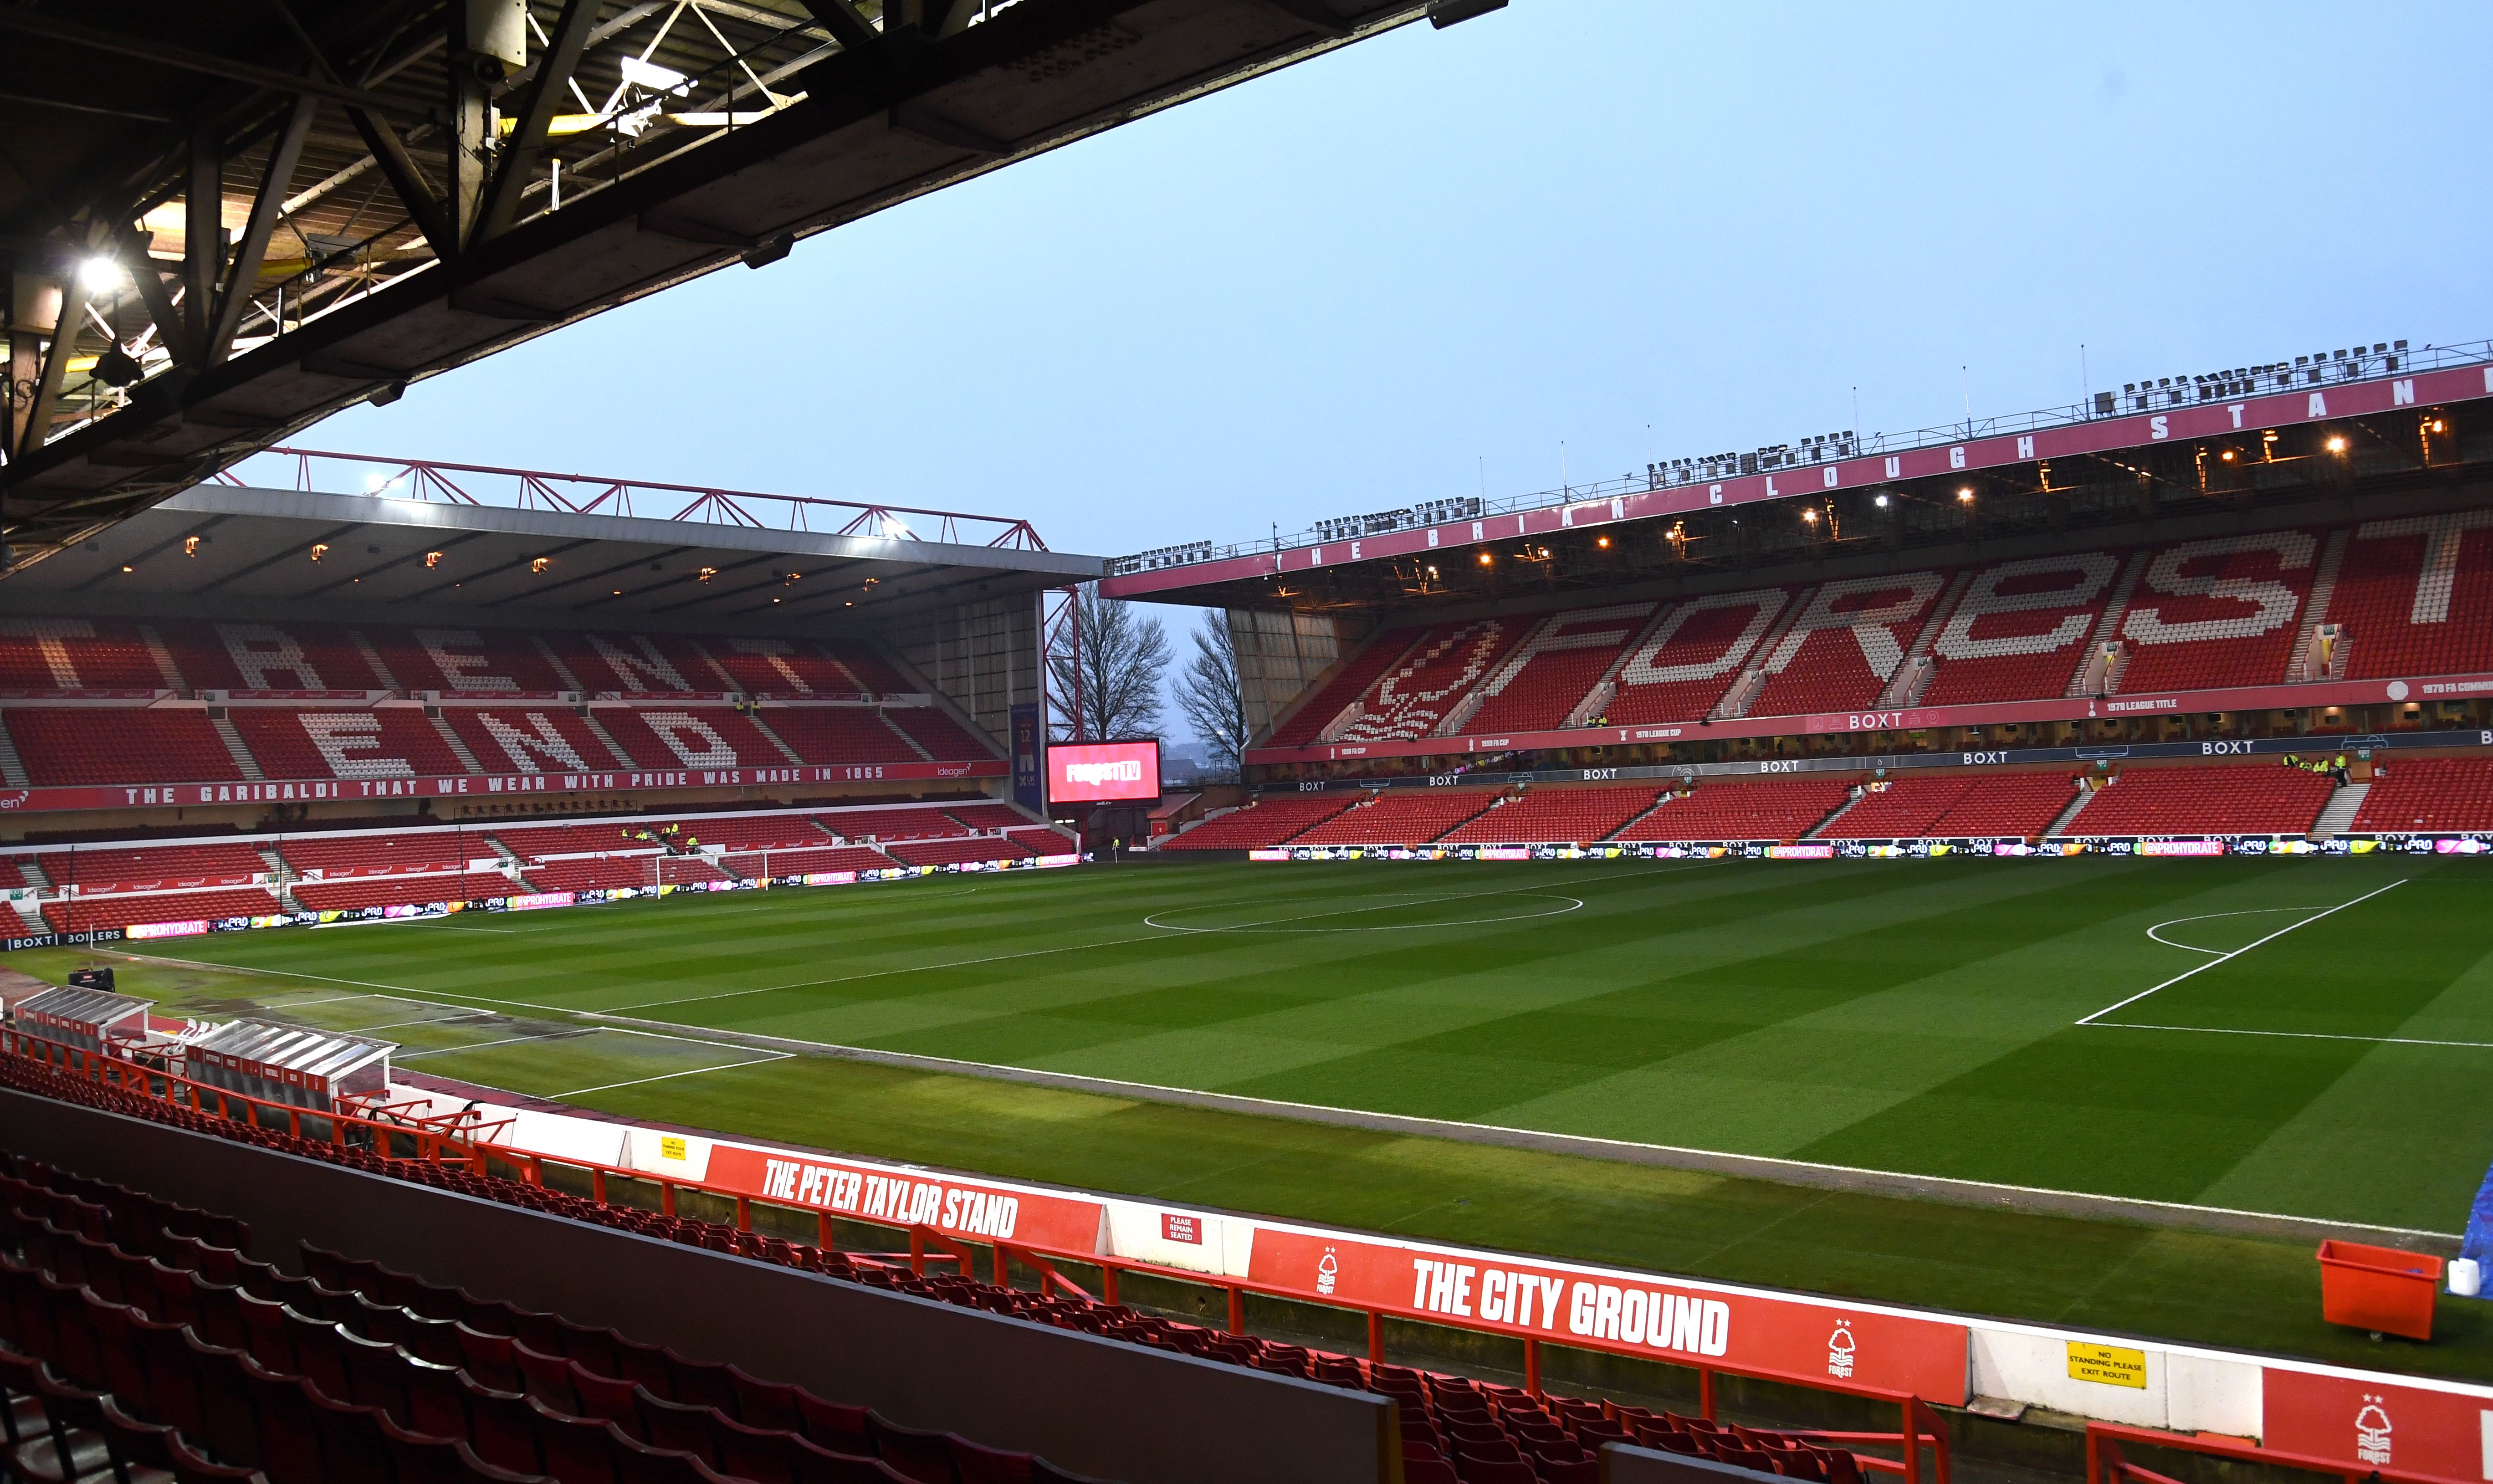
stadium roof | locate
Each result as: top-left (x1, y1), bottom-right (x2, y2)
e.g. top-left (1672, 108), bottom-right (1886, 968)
top-left (1102, 339), bottom-right (2493, 613)
top-left (0, 448), bottom-right (1101, 632)
top-left (0, 0), bottom-right (1467, 572)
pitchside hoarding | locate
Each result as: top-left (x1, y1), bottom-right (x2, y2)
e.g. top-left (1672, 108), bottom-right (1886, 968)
top-left (1047, 741), bottom-right (1160, 804)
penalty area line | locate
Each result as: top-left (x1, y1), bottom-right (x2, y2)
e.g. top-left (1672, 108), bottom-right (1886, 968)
top-left (2084, 1023), bottom-right (2493, 1051)
top-left (2076, 878), bottom-right (2409, 1027)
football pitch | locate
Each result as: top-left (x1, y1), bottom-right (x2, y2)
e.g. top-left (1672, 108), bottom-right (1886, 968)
top-left (26, 854), bottom-right (2493, 1373)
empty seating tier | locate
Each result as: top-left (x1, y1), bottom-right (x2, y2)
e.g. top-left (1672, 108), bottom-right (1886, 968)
top-left (43, 888), bottom-right (284, 934)
top-left (1820, 774), bottom-right (2078, 839)
top-left (0, 619), bottom-right (169, 691)
top-left (2351, 757), bottom-right (2493, 833)
top-left (45, 844), bottom-right (268, 892)
top-left (1746, 572), bottom-right (1951, 719)
top-left (6, 710), bottom-right (242, 787)
top-left (1161, 795), bottom-right (1356, 849)
top-left (1439, 787), bottom-right (1662, 844)
top-left (884, 837), bottom-right (1034, 868)
top-left (444, 709), bottom-right (624, 773)
top-left (758, 709), bottom-right (921, 766)
top-left (1291, 791), bottom-right (1500, 846)
top-left (2113, 531), bottom-right (2320, 694)
top-left (292, 873), bottom-right (519, 912)
top-left (812, 809), bottom-right (969, 842)
top-left (228, 710), bottom-right (467, 781)
top-left (276, 833), bottom-right (476, 878)
top-left (1920, 553), bottom-right (2126, 707)
top-left (1263, 626), bottom-right (1428, 747)
top-left (1613, 779), bottom-right (1851, 842)
top-left (0, 1055), bottom-right (1889, 1484)
top-left (594, 709), bottom-right (789, 771)
top-left (2061, 764), bottom-right (2336, 837)
top-left (2326, 513), bottom-right (2493, 680)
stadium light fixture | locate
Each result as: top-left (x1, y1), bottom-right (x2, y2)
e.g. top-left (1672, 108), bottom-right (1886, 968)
top-left (182, 536), bottom-right (200, 557)
top-left (120, 564), bottom-right (133, 573)
top-left (1596, 536), bottom-right (1610, 548)
top-left (1801, 509), bottom-right (1818, 524)
top-left (1478, 552), bottom-right (1493, 565)
top-left (424, 550), bottom-right (443, 568)
top-left (1956, 488), bottom-right (1974, 503)
top-left (1873, 494), bottom-right (1889, 508)
top-left (2325, 435), bottom-right (2348, 452)
top-left (309, 543), bottom-right (328, 562)
top-left (530, 556), bottom-right (552, 573)
top-left (77, 256), bottom-right (122, 292)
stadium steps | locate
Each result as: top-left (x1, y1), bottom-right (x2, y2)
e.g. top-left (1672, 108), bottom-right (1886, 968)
top-left (0, 721), bottom-right (30, 787)
top-left (427, 712), bottom-right (486, 773)
top-left (2045, 788), bottom-right (2096, 835)
top-left (880, 709), bottom-right (936, 762)
top-left (2286, 528), bottom-right (2353, 681)
top-left (252, 846), bottom-right (307, 912)
top-left (2310, 780), bottom-right (2372, 839)
top-left (2066, 550), bottom-right (2151, 696)
top-left (577, 711), bottom-right (638, 768)
top-left (352, 630), bottom-right (404, 690)
top-left (135, 622), bottom-right (188, 689)
top-left (8, 897), bottom-right (46, 935)
top-left (484, 836), bottom-right (540, 890)
top-left (1876, 568), bottom-right (1976, 706)
top-left (679, 634), bottom-right (743, 689)
top-left (1602, 791), bottom-right (1676, 840)
top-left (1803, 792), bottom-right (1866, 839)
top-left (741, 711), bottom-right (808, 765)
top-left (205, 713), bottom-right (266, 781)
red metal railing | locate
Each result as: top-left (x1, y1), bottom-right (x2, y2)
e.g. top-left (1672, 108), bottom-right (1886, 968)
top-left (2088, 1422), bottom-right (2472, 1484)
top-left (217, 447), bottom-right (1050, 551)
top-left (8, 1028), bottom-right (1945, 1482)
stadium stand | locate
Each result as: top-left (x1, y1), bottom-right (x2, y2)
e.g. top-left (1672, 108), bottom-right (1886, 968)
top-left (2351, 757), bottom-right (2493, 833)
top-left (1819, 774), bottom-right (2078, 839)
top-left (1603, 589), bottom-right (1794, 726)
top-left (0, 618), bottom-right (170, 691)
top-left (670, 816), bottom-right (831, 852)
top-left (824, 647), bottom-right (911, 697)
top-left (2112, 531), bottom-right (2321, 694)
top-left (1439, 786), bottom-right (1661, 844)
top-left (228, 709), bottom-right (469, 780)
top-left (1266, 627), bottom-right (1425, 747)
top-left (2326, 512), bottom-right (2493, 680)
top-left (1459, 606), bottom-right (1657, 734)
top-left (719, 845), bottom-right (903, 877)
top-left (1327, 620), bottom-right (1525, 743)
top-left (1291, 791), bottom-right (1499, 846)
top-left (1162, 795), bottom-right (1355, 849)
top-left (291, 872), bottom-right (520, 912)
top-left (758, 709), bottom-right (923, 767)
top-left (885, 836), bottom-right (1036, 868)
top-left (165, 622), bottom-right (389, 693)
top-left (0, 1140), bottom-right (1090, 1484)
top-left (369, 625), bottom-right (575, 695)
top-left (0, 1057), bottom-right (1885, 1484)
top-left (5, 709), bottom-right (243, 786)
top-left (2058, 764), bottom-right (2336, 836)
top-left (1746, 572), bottom-right (1950, 718)
top-left (814, 808), bottom-right (973, 843)
top-left (704, 637), bottom-right (875, 697)
top-left (43, 887), bottom-right (285, 933)
top-left (596, 708), bottom-right (790, 770)
top-left (444, 707), bottom-right (624, 773)
top-left (45, 844), bottom-right (269, 892)
top-left (945, 804), bottom-right (1032, 832)
top-left (541, 632), bottom-right (729, 695)
top-left (884, 707), bottom-right (998, 760)
top-left (1918, 553), bottom-right (2127, 706)
top-left (276, 831), bottom-right (479, 878)
top-left (1614, 779), bottom-right (1851, 842)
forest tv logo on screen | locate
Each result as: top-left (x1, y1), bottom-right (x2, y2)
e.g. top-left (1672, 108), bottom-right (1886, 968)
top-left (1049, 741), bottom-right (1159, 802)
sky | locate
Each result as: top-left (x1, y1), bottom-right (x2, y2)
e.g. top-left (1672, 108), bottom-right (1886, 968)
top-left (304, 1), bottom-right (2493, 591)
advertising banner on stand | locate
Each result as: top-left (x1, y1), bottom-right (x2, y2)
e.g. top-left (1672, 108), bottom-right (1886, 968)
top-left (704, 1146), bottom-right (1109, 1254)
top-left (1246, 1226), bottom-right (1968, 1402)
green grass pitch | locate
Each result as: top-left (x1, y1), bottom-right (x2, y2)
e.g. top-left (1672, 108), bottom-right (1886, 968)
top-left (24, 855), bottom-right (2493, 1375)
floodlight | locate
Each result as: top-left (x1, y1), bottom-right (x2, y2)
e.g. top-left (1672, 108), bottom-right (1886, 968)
top-left (76, 256), bottom-right (122, 293)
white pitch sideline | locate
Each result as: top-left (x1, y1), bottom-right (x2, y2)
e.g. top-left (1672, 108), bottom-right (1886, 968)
top-left (2074, 878), bottom-right (2409, 1028)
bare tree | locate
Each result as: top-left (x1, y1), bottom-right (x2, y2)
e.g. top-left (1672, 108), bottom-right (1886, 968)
top-left (1049, 583), bottom-right (1170, 742)
top-left (1174, 610), bottom-right (1249, 782)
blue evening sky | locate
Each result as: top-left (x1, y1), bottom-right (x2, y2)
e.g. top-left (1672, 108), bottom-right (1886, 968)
top-left (307, 1), bottom-right (2493, 566)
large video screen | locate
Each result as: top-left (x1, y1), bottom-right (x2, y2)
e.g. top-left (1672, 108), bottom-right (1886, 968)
top-left (1048, 740), bottom-right (1160, 803)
